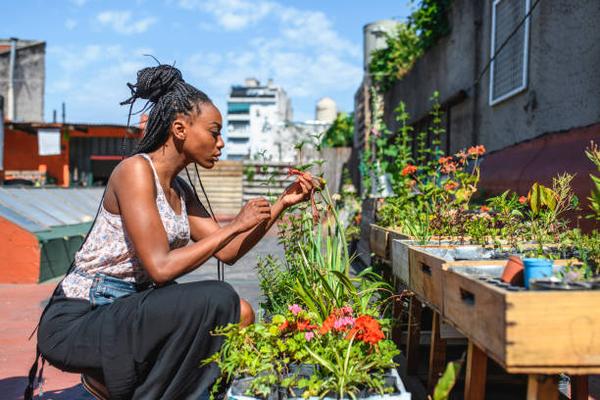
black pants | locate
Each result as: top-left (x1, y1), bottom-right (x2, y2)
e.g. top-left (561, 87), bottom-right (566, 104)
top-left (38, 281), bottom-right (240, 400)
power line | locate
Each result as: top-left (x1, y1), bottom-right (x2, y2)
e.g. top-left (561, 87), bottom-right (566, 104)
top-left (473, 0), bottom-right (543, 88)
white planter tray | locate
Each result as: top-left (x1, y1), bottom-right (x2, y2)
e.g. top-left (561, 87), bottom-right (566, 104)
top-left (227, 367), bottom-right (411, 400)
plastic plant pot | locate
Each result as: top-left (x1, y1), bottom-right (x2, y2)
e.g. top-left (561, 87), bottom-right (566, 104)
top-left (523, 258), bottom-right (554, 289)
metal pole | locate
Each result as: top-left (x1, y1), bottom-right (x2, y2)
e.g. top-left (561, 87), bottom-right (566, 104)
top-left (7, 37), bottom-right (17, 121)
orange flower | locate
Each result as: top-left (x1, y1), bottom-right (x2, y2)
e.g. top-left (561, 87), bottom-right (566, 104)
top-left (438, 156), bottom-right (453, 165)
top-left (480, 205), bottom-right (490, 212)
top-left (444, 181), bottom-right (459, 191)
top-left (518, 196), bottom-right (527, 204)
top-left (319, 314), bottom-right (336, 335)
top-left (441, 162), bottom-right (457, 174)
top-left (467, 145), bottom-right (486, 157)
top-left (401, 164), bottom-right (417, 176)
top-left (347, 315), bottom-right (385, 345)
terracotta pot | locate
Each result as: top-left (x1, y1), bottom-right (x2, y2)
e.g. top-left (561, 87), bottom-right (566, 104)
top-left (501, 256), bottom-right (524, 286)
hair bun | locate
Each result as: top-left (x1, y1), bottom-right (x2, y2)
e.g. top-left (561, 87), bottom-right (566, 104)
top-left (128, 65), bottom-right (183, 103)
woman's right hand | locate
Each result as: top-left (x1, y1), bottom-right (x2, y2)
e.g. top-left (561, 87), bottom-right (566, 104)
top-left (231, 198), bottom-right (272, 232)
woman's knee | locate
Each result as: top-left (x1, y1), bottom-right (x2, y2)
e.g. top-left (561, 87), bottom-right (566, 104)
top-left (239, 299), bottom-right (255, 327)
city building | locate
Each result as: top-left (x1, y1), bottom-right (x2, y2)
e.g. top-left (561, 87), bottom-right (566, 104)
top-left (0, 38), bottom-right (45, 122)
top-left (225, 78), bottom-right (292, 161)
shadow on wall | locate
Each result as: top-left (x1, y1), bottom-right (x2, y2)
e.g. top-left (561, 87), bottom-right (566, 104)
top-left (0, 376), bottom-right (94, 400)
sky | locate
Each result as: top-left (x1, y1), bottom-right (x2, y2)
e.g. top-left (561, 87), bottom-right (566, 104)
top-left (2, 0), bottom-right (412, 125)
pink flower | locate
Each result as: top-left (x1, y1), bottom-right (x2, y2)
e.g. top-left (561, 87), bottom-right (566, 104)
top-left (304, 331), bottom-right (315, 341)
top-left (340, 306), bottom-right (353, 315)
top-left (333, 316), bottom-right (356, 331)
top-left (288, 304), bottom-right (303, 315)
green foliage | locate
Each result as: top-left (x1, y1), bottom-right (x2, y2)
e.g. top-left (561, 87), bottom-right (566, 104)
top-left (432, 359), bottom-right (463, 400)
top-left (321, 112), bottom-right (354, 148)
top-left (585, 141), bottom-right (600, 221)
top-left (369, 23), bottom-right (422, 92)
top-left (369, 1), bottom-right (452, 92)
top-left (409, 0), bottom-right (452, 51)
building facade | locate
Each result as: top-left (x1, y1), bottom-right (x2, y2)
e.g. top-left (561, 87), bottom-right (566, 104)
top-left (0, 38), bottom-right (45, 122)
top-left (379, 0), bottom-right (600, 154)
top-left (225, 78), bottom-right (293, 161)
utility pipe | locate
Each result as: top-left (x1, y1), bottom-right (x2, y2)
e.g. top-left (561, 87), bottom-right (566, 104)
top-left (7, 37), bottom-right (17, 121)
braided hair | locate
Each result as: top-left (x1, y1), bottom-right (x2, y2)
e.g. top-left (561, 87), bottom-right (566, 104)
top-left (120, 64), bottom-right (212, 154)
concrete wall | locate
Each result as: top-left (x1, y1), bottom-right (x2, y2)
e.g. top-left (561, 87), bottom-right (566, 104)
top-left (0, 41), bottom-right (45, 122)
top-left (383, 0), bottom-right (600, 153)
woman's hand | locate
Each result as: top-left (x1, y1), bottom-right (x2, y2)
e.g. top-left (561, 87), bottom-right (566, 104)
top-left (231, 198), bottom-right (272, 232)
top-left (280, 173), bottom-right (321, 208)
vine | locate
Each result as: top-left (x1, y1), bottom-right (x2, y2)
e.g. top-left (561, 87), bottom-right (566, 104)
top-left (369, 0), bottom-right (453, 93)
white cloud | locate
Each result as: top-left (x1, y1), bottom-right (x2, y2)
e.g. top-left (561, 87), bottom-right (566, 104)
top-left (179, 0), bottom-right (276, 31)
top-left (46, 44), bottom-right (155, 123)
top-left (65, 18), bottom-right (78, 30)
top-left (179, 0), bottom-right (362, 114)
top-left (96, 10), bottom-right (157, 35)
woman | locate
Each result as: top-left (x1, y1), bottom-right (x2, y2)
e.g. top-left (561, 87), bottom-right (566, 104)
top-left (31, 65), bottom-right (317, 399)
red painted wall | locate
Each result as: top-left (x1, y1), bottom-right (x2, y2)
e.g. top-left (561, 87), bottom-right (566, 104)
top-left (479, 123), bottom-right (600, 231)
top-left (3, 125), bottom-right (142, 186)
top-left (0, 217), bottom-right (40, 283)
top-left (4, 127), bottom-right (70, 186)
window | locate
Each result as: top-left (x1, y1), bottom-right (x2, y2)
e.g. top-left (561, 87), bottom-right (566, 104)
top-left (228, 103), bottom-right (250, 114)
top-left (489, 0), bottom-right (531, 105)
top-left (227, 137), bottom-right (249, 144)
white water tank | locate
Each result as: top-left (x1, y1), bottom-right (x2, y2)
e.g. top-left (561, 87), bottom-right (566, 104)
top-left (315, 97), bottom-right (337, 123)
top-left (363, 20), bottom-right (399, 71)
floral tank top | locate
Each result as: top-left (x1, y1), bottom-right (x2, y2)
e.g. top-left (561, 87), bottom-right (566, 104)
top-left (60, 153), bottom-right (190, 300)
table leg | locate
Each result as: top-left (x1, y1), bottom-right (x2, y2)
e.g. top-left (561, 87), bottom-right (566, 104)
top-left (391, 283), bottom-right (404, 348)
top-left (464, 341), bottom-right (487, 400)
top-left (427, 311), bottom-right (447, 393)
top-left (526, 375), bottom-right (558, 400)
top-left (406, 295), bottom-right (422, 375)
top-left (570, 375), bottom-right (589, 400)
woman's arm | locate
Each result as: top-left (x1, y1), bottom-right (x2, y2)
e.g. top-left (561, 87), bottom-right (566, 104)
top-left (181, 175), bottom-right (316, 264)
top-left (112, 157), bottom-right (271, 284)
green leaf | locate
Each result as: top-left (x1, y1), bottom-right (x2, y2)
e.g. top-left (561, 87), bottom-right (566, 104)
top-left (433, 360), bottom-right (464, 400)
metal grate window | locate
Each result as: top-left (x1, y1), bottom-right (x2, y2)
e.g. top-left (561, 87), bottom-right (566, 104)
top-left (489, 0), bottom-right (531, 105)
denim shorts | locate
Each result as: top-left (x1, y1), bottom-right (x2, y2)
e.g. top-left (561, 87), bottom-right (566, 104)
top-left (89, 273), bottom-right (139, 307)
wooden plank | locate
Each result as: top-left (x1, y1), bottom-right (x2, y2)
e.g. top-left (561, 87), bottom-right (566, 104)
top-left (570, 375), bottom-right (589, 400)
top-left (465, 341), bottom-right (488, 400)
top-left (408, 246), bottom-right (448, 312)
top-left (443, 267), bottom-right (507, 364)
top-left (370, 224), bottom-right (389, 259)
top-left (391, 239), bottom-right (416, 285)
top-left (506, 290), bottom-right (600, 368)
top-left (406, 296), bottom-right (423, 375)
top-left (527, 375), bottom-right (558, 400)
top-left (428, 311), bottom-right (447, 393)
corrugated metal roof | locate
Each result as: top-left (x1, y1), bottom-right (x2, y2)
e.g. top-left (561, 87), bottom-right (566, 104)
top-left (0, 187), bottom-right (104, 233)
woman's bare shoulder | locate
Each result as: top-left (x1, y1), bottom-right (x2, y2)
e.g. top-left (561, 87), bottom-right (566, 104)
top-left (108, 155), bottom-right (155, 196)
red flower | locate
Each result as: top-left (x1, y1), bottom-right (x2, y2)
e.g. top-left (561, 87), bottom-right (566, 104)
top-left (320, 314), bottom-right (336, 335)
top-left (480, 205), bottom-right (490, 212)
top-left (280, 319), bottom-right (317, 333)
top-left (444, 181), bottom-right (459, 191)
top-left (279, 321), bottom-right (290, 332)
top-left (296, 319), bottom-right (317, 332)
top-left (401, 164), bottom-right (417, 176)
top-left (467, 145), bottom-right (486, 157)
top-left (347, 315), bottom-right (385, 345)
top-left (518, 196), bottom-right (527, 204)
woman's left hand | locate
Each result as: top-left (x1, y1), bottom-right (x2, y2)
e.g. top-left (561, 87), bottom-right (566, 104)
top-left (280, 174), bottom-right (321, 208)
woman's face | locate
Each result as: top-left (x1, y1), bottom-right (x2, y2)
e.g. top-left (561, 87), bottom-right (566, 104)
top-left (182, 103), bottom-right (224, 168)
